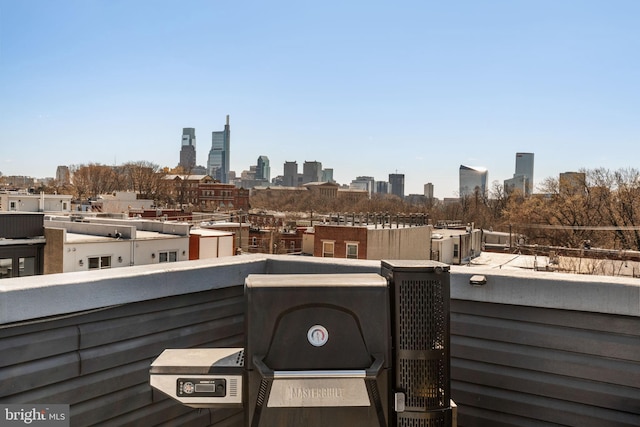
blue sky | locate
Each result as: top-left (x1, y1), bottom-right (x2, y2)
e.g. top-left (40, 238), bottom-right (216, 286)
top-left (1, 0), bottom-right (639, 198)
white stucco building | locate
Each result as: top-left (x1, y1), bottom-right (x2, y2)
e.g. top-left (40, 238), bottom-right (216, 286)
top-left (1, 192), bottom-right (73, 213)
top-left (44, 217), bottom-right (191, 273)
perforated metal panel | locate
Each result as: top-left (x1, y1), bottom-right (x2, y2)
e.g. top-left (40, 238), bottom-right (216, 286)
top-left (397, 277), bottom-right (448, 410)
top-left (398, 279), bottom-right (446, 350)
top-left (399, 358), bottom-right (447, 409)
top-left (381, 260), bottom-right (452, 425)
top-left (398, 411), bottom-right (449, 427)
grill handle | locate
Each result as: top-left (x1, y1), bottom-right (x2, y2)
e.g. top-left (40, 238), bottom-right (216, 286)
top-left (253, 354), bottom-right (384, 380)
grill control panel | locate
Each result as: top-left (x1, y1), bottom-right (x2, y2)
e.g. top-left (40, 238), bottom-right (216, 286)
top-left (150, 348), bottom-right (244, 408)
top-left (177, 378), bottom-right (226, 397)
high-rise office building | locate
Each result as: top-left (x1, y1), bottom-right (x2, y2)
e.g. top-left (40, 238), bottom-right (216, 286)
top-left (515, 153), bottom-right (534, 182)
top-left (283, 161), bottom-right (298, 187)
top-left (179, 128), bottom-right (196, 171)
top-left (351, 176), bottom-right (375, 196)
top-left (322, 168), bottom-right (334, 183)
top-left (504, 152), bottom-right (534, 196)
top-left (459, 165), bottom-right (488, 198)
top-left (424, 182), bottom-right (434, 199)
top-left (504, 175), bottom-right (528, 196)
top-left (207, 115), bottom-right (230, 183)
top-left (375, 181), bottom-right (389, 194)
top-left (256, 155), bottom-right (270, 182)
top-left (389, 173), bottom-right (405, 198)
top-left (303, 161), bottom-right (323, 184)
top-left (56, 166), bottom-right (70, 185)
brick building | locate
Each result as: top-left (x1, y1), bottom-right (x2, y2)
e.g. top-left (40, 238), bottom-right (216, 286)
top-left (310, 223), bottom-right (431, 260)
top-left (165, 175), bottom-right (250, 212)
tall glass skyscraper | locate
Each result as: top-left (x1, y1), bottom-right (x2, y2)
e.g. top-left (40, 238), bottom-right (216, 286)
top-left (504, 153), bottom-right (534, 196)
top-left (515, 152), bottom-right (534, 195)
top-left (207, 115), bottom-right (230, 183)
top-left (256, 155), bottom-right (270, 181)
top-left (459, 165), bottom-right (488, 198)
top-left (179, 128), bottom-right (196, 171)
top-left (389, 173), bottom-right (405, 198)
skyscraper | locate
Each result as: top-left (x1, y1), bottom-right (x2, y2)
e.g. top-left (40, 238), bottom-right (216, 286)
top-left (302, 161), bottom-right (323, 184)
top-left (389, 173), bottom-right (405, 198)
top-left (350, 176), bottom-right (375, 196)
top-left (283, 161), bottom-right (298, 187)
top-left (179, 128), bottom-right (196, 171)
top-left (56, 166), bottom-right (70, 185)
top-left (459, 165), bottom-right (488, 198)
top-left (322, 168), bottom-right (334, 183)
top-left (424, 182), bottom-right (434, 199)
top-left (515, 153), bottom-right (534, 179)
top-left (256, 155), bottom-right (270, 182)
top-left (504, 175), bottom-right (528, 196)
top-left (375, 181), bottom-right (389, 194)
top-left (504, 153), bottom-right (534, 196)
top-left (207, 115), bottom-right (230, 183)
top-left (515, 152), bottom-right (534, 195)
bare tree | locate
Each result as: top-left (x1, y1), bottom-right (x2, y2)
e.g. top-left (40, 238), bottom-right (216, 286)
top-left (120, 161), bottom-right (168, 203)
top-left (502, 168), bottom-right (640, 250)
top-left (71, 163), bottom-right (119, 199)
top-left (590, 167), bottom-right (640, 250)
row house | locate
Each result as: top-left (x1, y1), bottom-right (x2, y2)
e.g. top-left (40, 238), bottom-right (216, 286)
top-left (199, 182), bottom-right (250, 211)
top-left (307, 223), bottom-right (432, 260)
top-left (165, 175), bottom-right (250, 212)
top-left (247, 227), bottom-right (305, 254)
top-left (165, 174), bottom-right (208, 207)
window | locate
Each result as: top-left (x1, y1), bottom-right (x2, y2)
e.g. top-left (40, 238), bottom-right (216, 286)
top-left (159, 251), bottom-right (178, 263)
top-left (18, 257), bottom-right (35, 277)
top-left (346, 243), bottom-right (359, 259)
top-left (0, 258), bottom-right (12, 278)
top-left (322, 241), bottom-right (334, 258)
top-left (9, 201), bottom-right (16, 211)
top-left (453, 244), bottom-right (459, 258)
top-left (88, 256), bottom-right (111, 270)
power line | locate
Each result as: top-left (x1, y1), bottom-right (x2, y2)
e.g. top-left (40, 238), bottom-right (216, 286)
top-left (517, 224), bottom-right (640, 231)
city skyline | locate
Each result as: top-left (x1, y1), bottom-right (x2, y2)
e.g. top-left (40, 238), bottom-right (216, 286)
top-left (2, 1), bottom-right (639, 199)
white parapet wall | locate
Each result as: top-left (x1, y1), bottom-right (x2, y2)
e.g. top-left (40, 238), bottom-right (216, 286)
top-left (1, 255), bottom-right (638, 325)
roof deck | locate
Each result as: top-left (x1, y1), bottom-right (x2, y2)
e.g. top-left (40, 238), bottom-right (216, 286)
top-left (1, 255), bottom-right (638, 426)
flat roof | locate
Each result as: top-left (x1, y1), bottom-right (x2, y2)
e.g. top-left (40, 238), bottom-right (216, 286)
top-left (314, 223), bottom-right (431, 231)
top-left (64, 230), bottom-right (186, 243)
top-left (468, 251), bottom-right (551, 270)
top-left (190, 228), bottom-right (233, 237)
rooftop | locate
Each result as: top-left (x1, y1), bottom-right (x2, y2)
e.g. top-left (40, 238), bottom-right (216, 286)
top-left (1, 255), bottom-right (638, 426)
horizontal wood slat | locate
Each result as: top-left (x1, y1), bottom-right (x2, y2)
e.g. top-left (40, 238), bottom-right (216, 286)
top-left (0, 286), bottom-right (245, 426)
top-left (451, 300), bottom-right (640, 426)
